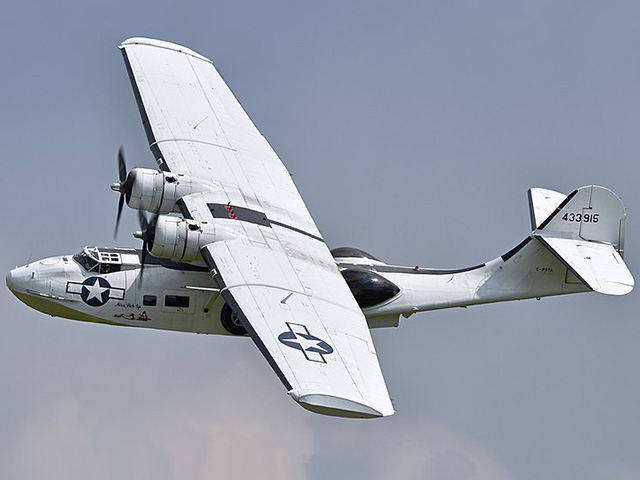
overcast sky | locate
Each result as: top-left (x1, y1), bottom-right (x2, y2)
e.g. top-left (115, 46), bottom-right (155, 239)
top-left (1, 1), bottom-right (639, 479)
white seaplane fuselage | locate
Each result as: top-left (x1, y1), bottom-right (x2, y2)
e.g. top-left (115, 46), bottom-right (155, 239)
top-left (7, 240), bottom-right (590, 336)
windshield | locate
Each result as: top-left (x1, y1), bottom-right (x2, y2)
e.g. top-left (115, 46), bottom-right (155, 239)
top-left (72, 251), bottom-right (98, 272)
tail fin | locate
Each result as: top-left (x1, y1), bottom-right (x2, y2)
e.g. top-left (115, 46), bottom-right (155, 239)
top-left (531, 185), bottom-right (633, 295)
top-left (528, 187), bottom-right (567, 230)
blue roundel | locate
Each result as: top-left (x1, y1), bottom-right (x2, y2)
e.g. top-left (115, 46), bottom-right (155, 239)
top-left (279, 331), bottom-right (334, 355)
top-left (80, 277), bottom-right (111, 307)
top-left (278, 323), bottom-right (334, 363)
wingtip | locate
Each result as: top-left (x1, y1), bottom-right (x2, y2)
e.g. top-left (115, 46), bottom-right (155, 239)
top-left (592, 280), bottom-right (634, 296)
top-left (290, 392), bottom-right (394, 419)
top-left (119, 37), bottom-right (211, 63)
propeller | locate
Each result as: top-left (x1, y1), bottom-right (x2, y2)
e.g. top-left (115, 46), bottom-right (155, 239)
top-left (134, 210), bottom-right (158, 278)
top-left (111, 146), bottom-right (134, 239)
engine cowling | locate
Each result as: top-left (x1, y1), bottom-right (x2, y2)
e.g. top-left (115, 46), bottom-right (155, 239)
top-left (126, 168), bottom-right (208, 214)
top-left (148, 215), bottom-right (216, 263)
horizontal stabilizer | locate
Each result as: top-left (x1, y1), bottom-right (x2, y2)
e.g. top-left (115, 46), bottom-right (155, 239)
top-left (535, 234), bottom-right (634, 295)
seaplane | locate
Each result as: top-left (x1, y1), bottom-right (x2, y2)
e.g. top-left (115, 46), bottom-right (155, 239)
top-left (6, 38), bottom-right (634, 418)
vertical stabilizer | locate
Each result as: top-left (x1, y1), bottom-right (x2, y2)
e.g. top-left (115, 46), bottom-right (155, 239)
top-left (533, 186), bottom-right (633, 295)
top-left (528, 188), bottom-right (567, 230)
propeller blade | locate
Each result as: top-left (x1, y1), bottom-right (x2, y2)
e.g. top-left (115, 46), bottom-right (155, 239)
top-left (118, 146), bottom-right (127, 183)
top-left (114, 193), bottom-right (125, 239)
top-left (138, 210), bottom-right (149, 232)
top-left (140, 239), bottom-right (147, 277)
top-left (148, 213), bottom-right (159, 237)
top-left (137, 211), bottom-right (157, 283)
top-left (113, 146), bottom-right (131, 240)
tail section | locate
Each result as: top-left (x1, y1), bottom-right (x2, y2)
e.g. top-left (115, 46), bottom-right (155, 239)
top-left (533, 186), bottom-right (627, 252)
top-left (531, 186), bottom-right (633, 295)
top-left (349, 185), bottom-right (633, 321)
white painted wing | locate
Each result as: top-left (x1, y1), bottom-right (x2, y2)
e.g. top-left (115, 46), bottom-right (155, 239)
top-left (201, 240), bottom-right (394, 418)
top-left (535, 235), bottom-right (634, 295)
top-left (119, 37), bottom-right (319, 236)
top-left (120, 38), bottom-right (394, 417)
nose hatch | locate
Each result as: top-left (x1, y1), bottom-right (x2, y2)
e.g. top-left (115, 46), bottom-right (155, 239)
top-left (6, 267), bottom-right (27, 293)
top-left (5, 269), bottom-right (15, 291)
top-left (6, 265), bottom-right (36, 295)
top-left (6, 264), bottom-right (65, 318)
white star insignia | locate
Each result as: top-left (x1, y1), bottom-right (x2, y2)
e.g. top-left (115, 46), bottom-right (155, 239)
top-left (84, 278), bottom-right (108, 302)
top-left (292, 334), bottom-right (324, 352)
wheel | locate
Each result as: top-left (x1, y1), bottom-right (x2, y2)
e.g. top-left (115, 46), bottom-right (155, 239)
top-left (221, 303), bottom-right (247, 336)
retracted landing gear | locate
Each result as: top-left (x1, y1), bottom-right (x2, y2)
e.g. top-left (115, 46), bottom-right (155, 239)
top-left (221, 303), bottom-right (247, 336)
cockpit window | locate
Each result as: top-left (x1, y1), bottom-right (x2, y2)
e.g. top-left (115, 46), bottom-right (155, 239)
top-left (73, 251), bottom-right (99, 272)
top-left (73, 248), bottom-right (122, 273)
top-left (99, 252), bottom-right (121, 263)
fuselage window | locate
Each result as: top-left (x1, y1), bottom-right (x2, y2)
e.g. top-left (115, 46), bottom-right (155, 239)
top-left (143, 295), bottom-right (157, 306)
top-left (165, 295), bottom-right (190, 308)
top-left (98, 263), bottom-right (121, 274)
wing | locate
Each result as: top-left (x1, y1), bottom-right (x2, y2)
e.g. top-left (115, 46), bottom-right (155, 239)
top-left (120, 38), bottom-right (394, 418)
top-left (201, 238), bottom-right (394, 418)
top-left (120, 37), bottom-right (319, 237)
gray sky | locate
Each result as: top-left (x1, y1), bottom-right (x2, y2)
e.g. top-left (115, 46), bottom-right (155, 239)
top-left (1, 1), bottom-right (639, 479)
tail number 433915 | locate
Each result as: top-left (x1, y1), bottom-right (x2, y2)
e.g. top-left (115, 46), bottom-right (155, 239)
top-left (562, 212), bottom-right (599, 223)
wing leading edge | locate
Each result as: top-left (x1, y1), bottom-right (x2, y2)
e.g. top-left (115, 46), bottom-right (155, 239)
top-left (120, 38), bottom-right (394, 418)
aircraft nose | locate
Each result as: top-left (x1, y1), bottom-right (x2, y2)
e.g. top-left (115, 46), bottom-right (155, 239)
top-left (5, 269), bottom-right (14, 290)
top-left (6, 265), bottom-right (35, 294)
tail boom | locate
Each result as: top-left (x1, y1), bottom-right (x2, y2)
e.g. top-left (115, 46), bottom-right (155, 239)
top-left (354, 185), bottom-right (633, 323)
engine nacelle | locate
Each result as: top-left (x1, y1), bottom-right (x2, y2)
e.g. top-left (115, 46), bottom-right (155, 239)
top-left (149, 215), bottom-right (217, 263)
top-left (126, 168), bottom-right (208, 214)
